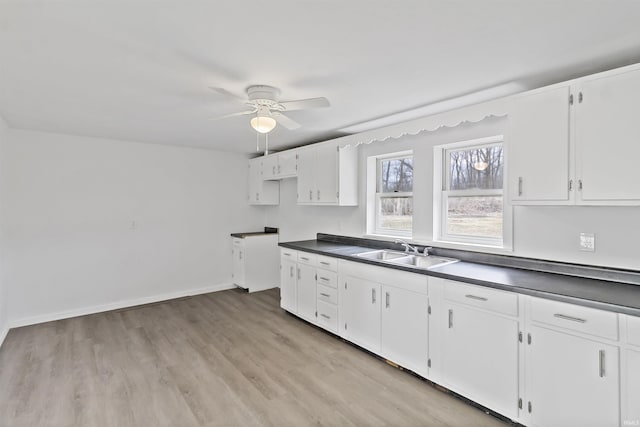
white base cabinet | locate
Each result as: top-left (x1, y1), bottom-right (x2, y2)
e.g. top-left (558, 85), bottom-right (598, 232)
top-left (279, 248), bottom-right (297, 312)
top-left (231, 234), bottom-right (279, 292)
top-left (340, 276), bottom-right (381, 354)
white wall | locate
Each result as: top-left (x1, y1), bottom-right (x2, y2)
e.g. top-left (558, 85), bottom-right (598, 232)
top-left (265, 116), bottom-right (640, 271)
top-left (0, 115), bottom-right (8, 344)
top-left (1, 129), bottom-right (265, 326)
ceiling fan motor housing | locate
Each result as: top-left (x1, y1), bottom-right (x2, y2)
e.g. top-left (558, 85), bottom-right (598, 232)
top-left (246, 85), bottom-right (280, 105)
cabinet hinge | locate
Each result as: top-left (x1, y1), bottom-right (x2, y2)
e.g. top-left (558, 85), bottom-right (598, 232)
top-left (344, 322), bottom-right (348, 330)
top-left (578, 179), bottom-right (583, 191)
top-left (336, 191), bottom-right (339, 199)
top-left (336, 146), bottom-right (340, 152)
top-left (578, 92), bottom-right (583, 103)
top-left (315, 311), bottom-right (317, 317)
top-left (528, 401), bottom-right (532, 413)
top-left (427, 358), bottom-right (431, 368)
top-left (518, 331), bottom-right (522, 343)
top-left (315, 274), bottom-right (317, 281)
top-left (527, 333), bottom-right (532, 345)
top-left (569, 93), bottom-right (574, 105)
top-left (345, 282), bottom-right (348, 290)
top-left (428, 305), bottom-right (432, 315)
top-left (518, 398), bottom-right (523, 410)
top-left (569, 179), bottom-right (573, 191)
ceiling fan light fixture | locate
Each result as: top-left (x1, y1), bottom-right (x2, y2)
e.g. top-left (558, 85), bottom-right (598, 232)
top-left (250, 115), bottom-right (277, 133)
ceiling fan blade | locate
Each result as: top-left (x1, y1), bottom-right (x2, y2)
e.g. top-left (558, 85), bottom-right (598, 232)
top-left (209, 87), bottom-right (246, 101)
top-left (279, 97), bottom-right (330, 111)
top-left (272, 112), bottom-right (301, 130)
top-left (209, 109), bottom-right (256, 121)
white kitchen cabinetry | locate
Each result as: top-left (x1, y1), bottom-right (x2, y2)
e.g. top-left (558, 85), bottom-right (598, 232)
top-left (248, 157), bottom-right (279, 205)
top-left (381, 284), bottom-right (429, 377)
top-left (262, 150), bottom-right (298, 180)
top-left (296, 253), bottom-right (318, 323)
top-left (525, 298), bottom-right (620, 427)
top-left (624, 315), bottom-right (640, 425)
top-left (315, 255), bottom-right (339, 333)
top-left (280, 248), bottom-right (298, 312)
top-left (431, 278), bottom-right (520, 419)
top-left (507, 84), bottom-right (572, 204)
top-left (231, 234), bottom-right (279, 292)
top-left (508, 63), bottom-right (640, 206)
top-left (340, 275), bottom-right (381, 353)
top-left (296, 141), bottom-right (358, 206)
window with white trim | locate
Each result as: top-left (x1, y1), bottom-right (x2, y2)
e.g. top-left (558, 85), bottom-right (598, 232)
top-left (436, 137), bottom-right (506, 247)
top-left (374, 153), bottom-right (413, 237)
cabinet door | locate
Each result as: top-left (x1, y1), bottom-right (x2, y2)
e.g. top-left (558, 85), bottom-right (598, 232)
top-left (626, 348), bottom-right (640, 425)
top-left (508, 85), bottom-right (572, 203)
top-left (247, 159), bottom-right (261, 203)
top-left (315, 143), bottom-right (338, 203)
top-left (441, 302), bottom-right (519, 419)
top-left (296, 264), bottom-right (316, 323)
top-left (526, 325), bottom-right (619, 427)
top-left (280, 258), bottom-right (297, 312)
top-left (342, 276), bottom-right (381, 353)
top-left (296, 147), bottom-right (316, 204)
top-left (381, 285), bottom-right (429, 376)
top-left (262, 154), bottom-right (278, 180)
top-left (232, 244), bottom-right (246, 287)
top-left (278, 150), bottom-right (298, 177)
top-left (576, 67), bottom-right (640, 204)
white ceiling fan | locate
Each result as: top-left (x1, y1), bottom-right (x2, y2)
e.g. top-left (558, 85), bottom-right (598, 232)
top-left (209, 85), bottom-right (330, 133)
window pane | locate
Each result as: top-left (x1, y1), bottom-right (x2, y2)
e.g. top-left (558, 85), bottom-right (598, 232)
top-left (448, 145), bottom-right (503, 190)
top-left (381, 158), bottom-right (413, 192)
top-left (378, 197), bottom-right (413, 231)
top-left (446, 196), bottom-right (503, 238)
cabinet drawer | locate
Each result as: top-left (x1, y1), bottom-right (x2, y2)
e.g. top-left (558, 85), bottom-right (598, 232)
top-left (316, 270), bottom-right (337, 289)
top-left (530, 297), bottom-right (618, 340)
top-left (444, 281), bottom-right (518, 317)
top-left (280, 248), bottom-right (297, 259)
top-left (316, 255), bottom-right (338, 272)
top-left (628, 315), bottom-right (640, 346)
top-left (297, 252), bottom-right (317, 266)
top-left (317, 284), bottom-right (338, 305)
top-left (316, 300), bottom-right (338, 333)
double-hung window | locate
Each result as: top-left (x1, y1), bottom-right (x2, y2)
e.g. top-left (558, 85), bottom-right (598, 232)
top-left (374, 152), bottom-right (413, 237)
top-left (436, 137), bottom-right (506, 247)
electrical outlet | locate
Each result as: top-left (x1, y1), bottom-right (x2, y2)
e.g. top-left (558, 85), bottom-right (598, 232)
top-left (579, 233), bottom-right (595, 252)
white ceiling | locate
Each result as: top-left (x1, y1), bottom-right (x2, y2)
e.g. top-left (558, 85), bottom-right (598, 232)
top-left (1, 1), bottom-right (640, 153)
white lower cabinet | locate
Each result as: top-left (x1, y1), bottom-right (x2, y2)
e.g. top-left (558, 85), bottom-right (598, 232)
top-left (340, 276), bottom-right (381, 353)
top-left (380, 285), bottom-right (429, 377)
top-left (525, 325), bottom-right (619, 427)
top-left (296, 263), bottom-right (317, 323)
top-left (280, 249), bottom-right (297, 313)
top-left (625, 347), bottom-right (640, 425)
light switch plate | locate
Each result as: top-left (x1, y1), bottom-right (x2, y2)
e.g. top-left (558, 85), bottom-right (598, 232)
top-left (579, 233), bottom-right (595, 252)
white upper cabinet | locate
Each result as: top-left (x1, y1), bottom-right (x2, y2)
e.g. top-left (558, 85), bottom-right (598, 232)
top-left (507, 84), bottom-right (573, 204)
top-left (262, 150), bottom-right (298, 180)
top-left (508, 63), bottom-right (640, 206)
top-left (248, 157), bottom-right (279, 205)
top-left (575, 66), bottom-right (640, 204)
top-left (297, 141), bottom-right (358, 206)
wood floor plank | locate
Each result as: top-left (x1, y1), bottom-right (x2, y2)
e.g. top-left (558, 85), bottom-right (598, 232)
top-left (0, 288), bottom-right (511, 426)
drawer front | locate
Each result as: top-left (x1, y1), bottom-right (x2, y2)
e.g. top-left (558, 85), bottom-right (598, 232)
top-left (316, 270), bottom-right (337, 289)
top-left (316, 255), bottom-right (338, 272)
top-left (317, 284), bottom-right (338, 305)
top-left (628, 315), bottom-right (640, 346)
top-left (297, 252), bottom-right (317, 266)
top-left (233, 238), bottom-right (245, 246)
top-left (530, 297), bottom-right (618, 340)
top-left (444, 280), bottom-right (518, 317)
top-left (316, 300), bottom-right (338, 333)
top-left (280, 248), bottom-right (297, 259)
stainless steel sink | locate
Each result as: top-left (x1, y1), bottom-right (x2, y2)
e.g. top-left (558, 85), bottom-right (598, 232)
top-left (389, 255), bottom-right (459, 269)
top-left (354, 249), bottom-right (459, 270)
top-left (355, 249), bottom-right (407, 261)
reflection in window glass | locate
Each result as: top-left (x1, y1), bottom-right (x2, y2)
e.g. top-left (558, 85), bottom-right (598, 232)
top-left (448, 145), bottom-right (503, 190)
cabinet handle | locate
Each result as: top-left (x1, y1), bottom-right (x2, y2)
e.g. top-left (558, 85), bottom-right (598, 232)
top-left (385, 292), bottom-right (390, 308)
top-left (569, 179), bottom-right (573, 191)
top-left (448, 309), bottom-right (453, 328)
top-left (319, 261), bottom-right (330, 266)
top-left (578, 91), bottom-right (583, 103)
top-left (553, 313), bottom-right (587, 323)
top-left (239, 251), bottom-right (243, 260)
top-left (320, 314), bottom-right (331, 320)
top-left (319, 276), bottom-right (330, 282)
top-left (278, 165), bottom-right (281, 174)
top-left (372, 288), bottom-right (376, 304)
top-left (578, 179), bottom-right (583, 191)
top-left (256, 192), bottom-right (260, 201)
top-left (297, 268), bottom-right (300, 280)
top-left (300, 256), bottom-right (309, 261)
top-left (319, 293), bottom-right (331, 298)
top-left (518, 177), bottom-right (523, 196)
top-left (309, 190), bottom-right (312, 201)
top-left (599, 350), bottom-right (605, 377)
top-left (465, 294), bottom-right (488, 302)
top-left (283, 252), bottom-right (291, 257)
top-left (317, 190), bottom-right (320, 200)
top-left (272, 165), bottom-right (276, 175)
top-left (289, 266), bottom-right (294, 278)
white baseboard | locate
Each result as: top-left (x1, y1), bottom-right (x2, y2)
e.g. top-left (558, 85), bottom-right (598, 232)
top-left (8, 282), bottom-right (236, 329)
top-left (0, 325), bottom-right (8, 350)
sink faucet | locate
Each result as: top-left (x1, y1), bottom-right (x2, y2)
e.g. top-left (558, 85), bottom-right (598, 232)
top-left (394, 239), bottom-right (420, 254)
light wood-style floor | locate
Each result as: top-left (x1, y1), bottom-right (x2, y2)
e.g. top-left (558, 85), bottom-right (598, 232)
top-left (0, 288), bottom-right (510, 426)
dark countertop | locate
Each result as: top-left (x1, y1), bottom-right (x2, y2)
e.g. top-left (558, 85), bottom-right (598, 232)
top-left (231, 227), bottom-right (279, 239)
top-left (279, 238), bottom-right (640, 316)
